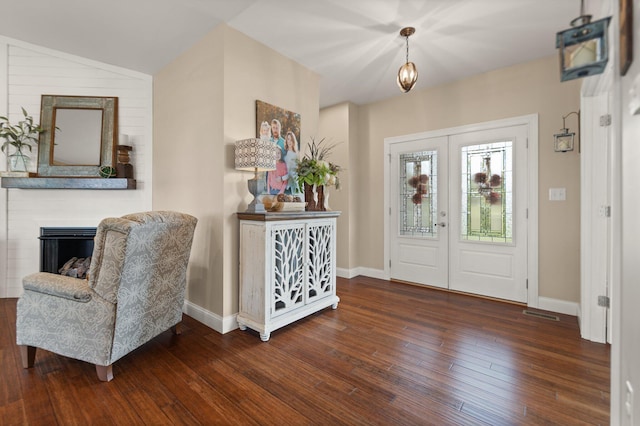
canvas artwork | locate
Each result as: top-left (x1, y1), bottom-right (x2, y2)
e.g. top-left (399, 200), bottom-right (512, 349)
top-left (255, 100), bottom-right (302, 197)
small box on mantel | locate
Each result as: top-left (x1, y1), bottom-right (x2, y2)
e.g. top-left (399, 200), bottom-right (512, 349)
top-left (0, 171), bottom-right (36, 177)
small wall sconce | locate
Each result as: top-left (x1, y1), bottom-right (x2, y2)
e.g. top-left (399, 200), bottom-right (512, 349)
top-left (554, 111), bottom-right (580, 152)
top-left (556, 0), bottom-right (611, 82)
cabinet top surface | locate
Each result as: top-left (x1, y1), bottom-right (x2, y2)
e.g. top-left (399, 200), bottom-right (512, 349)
top-left (237, 211), bottom-right (341, 221)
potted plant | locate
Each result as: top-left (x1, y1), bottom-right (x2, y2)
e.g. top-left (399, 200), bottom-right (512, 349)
top-left (296, 138), bottom-right (341, 211)
top-left (0, 107), bottom-right (44, 173)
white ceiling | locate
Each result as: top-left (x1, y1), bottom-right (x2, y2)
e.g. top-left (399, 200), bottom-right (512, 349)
top-left (0, 0), bottom-right (600, 107)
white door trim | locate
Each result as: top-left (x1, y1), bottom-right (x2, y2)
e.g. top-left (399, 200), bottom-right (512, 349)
top-left (384, 114), bottom-right (539, 306)
top-left (579, 93), bottom-right (611, 344)
top-left (0, 41), bottom-right (8, 299)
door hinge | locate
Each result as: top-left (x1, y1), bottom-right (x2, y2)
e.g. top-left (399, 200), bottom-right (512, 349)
top-left (389, 207), bottom-right (392, 216)
top-left (526, 137), bottom-right (529, 149)
top-left (389, 259), bottom-right (392, 268)
top-left (526, 278), bottom-right (529, 289)
top-left (600, 114), bottom-right (611, 126)
top-left (598, 295), bottom-right (610, 308)
top-left (526, 208), bottom-right (529, 219)
top-left (388, 153), bottom-right (392, 163)
top-left (600, 205), bottom-right (611, 217)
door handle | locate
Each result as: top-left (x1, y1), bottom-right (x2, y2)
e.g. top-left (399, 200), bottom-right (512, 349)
top-left (438, 222), bottom-right (447, 228)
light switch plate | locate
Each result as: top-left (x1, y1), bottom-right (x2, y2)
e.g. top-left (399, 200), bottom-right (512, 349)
top-left (549, 188), bottom-right (566, 201)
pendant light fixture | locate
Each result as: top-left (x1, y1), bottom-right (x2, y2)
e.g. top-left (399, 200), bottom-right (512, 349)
top-left (397, 27), bottom-right (418, 93)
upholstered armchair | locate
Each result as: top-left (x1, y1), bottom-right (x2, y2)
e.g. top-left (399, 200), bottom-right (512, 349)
top-left (16, 211), bottom-right (197, 381)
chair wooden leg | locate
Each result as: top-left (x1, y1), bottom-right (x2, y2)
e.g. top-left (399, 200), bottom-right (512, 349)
top-left (171, 322), bottom-right (183, 335)
top-left (96, 364), bottom-right (113, 382)
top-left (20, 345), bottom-right (36, 369)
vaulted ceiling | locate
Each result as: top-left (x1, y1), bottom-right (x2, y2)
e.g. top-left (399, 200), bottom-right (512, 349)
top-left (1, 0), bottom-right (600, 107)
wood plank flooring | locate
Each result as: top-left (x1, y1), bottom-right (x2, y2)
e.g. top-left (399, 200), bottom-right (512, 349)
top-left (0, 276), bottom-right (610, 425)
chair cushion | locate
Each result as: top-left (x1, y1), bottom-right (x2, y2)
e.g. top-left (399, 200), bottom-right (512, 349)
top-left (23, 272), bottom-right (93, 302)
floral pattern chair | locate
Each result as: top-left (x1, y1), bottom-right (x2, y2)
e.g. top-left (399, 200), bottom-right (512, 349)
top-left (16, 211), bottom-right (197, 381)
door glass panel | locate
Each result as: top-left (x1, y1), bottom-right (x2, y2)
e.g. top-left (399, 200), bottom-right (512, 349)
top-left (461, 141), bottom-right (512, 243)
top-left (399, 151), bottom-right (437, 237)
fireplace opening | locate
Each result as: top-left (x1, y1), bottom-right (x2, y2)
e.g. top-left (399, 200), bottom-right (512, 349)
top-left (39, 227), bottom-right (97, 278)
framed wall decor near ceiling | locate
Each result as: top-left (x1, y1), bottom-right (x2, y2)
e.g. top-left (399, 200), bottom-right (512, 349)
top-left (620, 0), bottom-right (633, 76)
top-left (255, 100), bottom-right (302, 197)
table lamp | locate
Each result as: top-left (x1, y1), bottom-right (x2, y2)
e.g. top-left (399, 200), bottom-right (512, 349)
top-left (235, 138), bottom-right (277, 213)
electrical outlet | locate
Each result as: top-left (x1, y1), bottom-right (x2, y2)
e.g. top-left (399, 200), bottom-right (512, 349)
top-left (626, 381), bottom-right (634, 425)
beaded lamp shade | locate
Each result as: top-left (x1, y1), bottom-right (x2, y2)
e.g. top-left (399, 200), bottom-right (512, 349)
top-left (235, 138), bottom-right (278, 172)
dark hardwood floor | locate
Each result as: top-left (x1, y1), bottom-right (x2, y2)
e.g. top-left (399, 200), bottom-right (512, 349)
top-left (0, 276), bottom-right (610, 425)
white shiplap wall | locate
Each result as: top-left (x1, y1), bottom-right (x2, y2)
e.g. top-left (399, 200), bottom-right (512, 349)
top-left (0, 37), bottom-right (153, 297)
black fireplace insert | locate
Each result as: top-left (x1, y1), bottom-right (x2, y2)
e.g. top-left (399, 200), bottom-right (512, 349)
top-left (39, 227), bottom-right (97, 274)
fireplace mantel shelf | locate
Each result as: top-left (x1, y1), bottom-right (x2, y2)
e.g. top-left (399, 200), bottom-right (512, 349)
top-left (1, 177), bottom-right (136, 190)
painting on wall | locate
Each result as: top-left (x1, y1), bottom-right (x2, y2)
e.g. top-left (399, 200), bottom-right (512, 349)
top-left (255, 100), bottom-right (302, 197)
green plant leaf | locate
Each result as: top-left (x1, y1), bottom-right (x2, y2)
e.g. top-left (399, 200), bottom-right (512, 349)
top-left (0, 107), bottom-right (43, 157)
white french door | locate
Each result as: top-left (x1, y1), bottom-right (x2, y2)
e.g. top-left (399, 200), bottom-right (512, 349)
top-left (388, 123), bottom-right (529, 303)
top-left (390, 136), bottom-right (449, 289)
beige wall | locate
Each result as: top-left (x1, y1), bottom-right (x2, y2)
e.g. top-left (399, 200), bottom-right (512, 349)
top-left (154, 24), bottom-right (319, 322)
top-left (221, 26), bottom-right (319, 316)
top-left (317, 102), bottom-right (360, 271)
top-left (154, 26), bottom-right (226, 316)
top-left (341, 55), bottom-right (582, 302)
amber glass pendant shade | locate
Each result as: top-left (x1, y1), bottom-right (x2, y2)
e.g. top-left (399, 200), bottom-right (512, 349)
top-left (397, 27), bottom-right (418, 93)
top-left (397, 62), bottom-right (418, 92)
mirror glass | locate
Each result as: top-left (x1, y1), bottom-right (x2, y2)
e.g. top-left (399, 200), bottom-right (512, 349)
top-left (37, 95), bottom-right (118, 177)
top-left (52, 109), bottom-right (103, 165)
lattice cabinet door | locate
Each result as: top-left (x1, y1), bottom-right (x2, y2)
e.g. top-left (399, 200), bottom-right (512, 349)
top-left (306, 220), bottom-right (336, 304)
top-left (270, 223), bottom-right (306, 318)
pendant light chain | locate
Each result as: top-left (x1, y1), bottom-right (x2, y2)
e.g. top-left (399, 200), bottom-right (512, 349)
top-left (405, 35), bottom-right (410, 64)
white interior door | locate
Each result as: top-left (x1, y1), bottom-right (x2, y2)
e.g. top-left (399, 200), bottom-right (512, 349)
top-left (389, 124), bottom-right (529, 303)
top-left (390, 137), bottom-right (448, 288)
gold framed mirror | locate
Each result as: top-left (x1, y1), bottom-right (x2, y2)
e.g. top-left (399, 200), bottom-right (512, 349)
top-left (37, 95), bottom-right (118, 177)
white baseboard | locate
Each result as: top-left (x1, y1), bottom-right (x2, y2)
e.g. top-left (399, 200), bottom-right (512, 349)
top-left (336, 267), bottom-right (387, 281)
top-left (183, 300), bottom-right (238, 334)
top-left (536, 296), bottom-right (579, 316)
top-left (336, 267), bottom-right (358, 278)
top-left (5, 287), bottom-right (22, 298)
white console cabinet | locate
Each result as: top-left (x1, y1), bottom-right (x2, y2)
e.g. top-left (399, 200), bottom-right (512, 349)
top-left (237, 211), bottom-right (340, 341)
